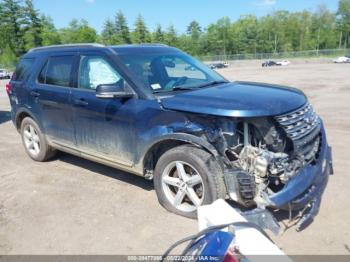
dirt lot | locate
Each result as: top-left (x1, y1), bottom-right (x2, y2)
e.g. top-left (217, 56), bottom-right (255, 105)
top-left (0, 59), bottom-right (349, 255)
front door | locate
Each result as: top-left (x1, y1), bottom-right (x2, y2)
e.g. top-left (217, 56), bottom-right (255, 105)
top-left (71, 53), bottom-right (137, 166)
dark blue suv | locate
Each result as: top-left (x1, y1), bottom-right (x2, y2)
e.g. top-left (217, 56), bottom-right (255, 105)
top-left (7, 44), bottom-right (333, 228)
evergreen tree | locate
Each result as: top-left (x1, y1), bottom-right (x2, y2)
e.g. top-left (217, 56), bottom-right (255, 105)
top-left (102, 18), bottom-right (117, 44)
top-left (23, 0), bottom-right (42, 50)
top-left (187, 20), bottom-right (201, 40)
top-left (132, 15), bottom-right (150, 43)
top-left (153, 24), bottom-right (164, 43)
top-left (1, 0), bottom-right (26, 56)
top-left (115, 10), bottom-right (131, 43)
top-left (165, 24), bottom-right (178, 46)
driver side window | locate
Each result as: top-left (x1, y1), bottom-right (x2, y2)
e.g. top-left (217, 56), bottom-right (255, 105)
top-left (79, 56), bottom-right (122, 90)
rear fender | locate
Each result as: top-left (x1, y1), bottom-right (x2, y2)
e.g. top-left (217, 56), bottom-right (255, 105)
top-left (14, 108), bottom-right (42, 132)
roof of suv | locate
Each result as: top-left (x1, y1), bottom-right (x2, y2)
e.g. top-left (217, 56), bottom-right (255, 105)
top-left (25, 43), bottom-right (178, 57)
top-left (112, 44), bottom-right (179, 54)
top-left (28, 43), bottom-right (105, 53)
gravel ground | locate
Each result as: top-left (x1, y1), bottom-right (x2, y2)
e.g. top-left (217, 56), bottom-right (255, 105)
top-left (0, 59), bottom-right (349, 255)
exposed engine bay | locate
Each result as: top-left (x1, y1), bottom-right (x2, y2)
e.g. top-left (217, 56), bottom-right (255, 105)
top-left (202, 103), bottom-right (322, 208)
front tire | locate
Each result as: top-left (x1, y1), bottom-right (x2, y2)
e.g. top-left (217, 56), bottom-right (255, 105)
top-left (153, 145), bottom-right (226, 218)
top-left (20, 117), bottom-right (56, 162)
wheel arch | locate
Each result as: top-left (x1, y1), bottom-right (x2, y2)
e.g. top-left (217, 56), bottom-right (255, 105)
top-left (15, 108), bottom-right (40, 132)
top-left (141, 133), bottom-right (221, 176)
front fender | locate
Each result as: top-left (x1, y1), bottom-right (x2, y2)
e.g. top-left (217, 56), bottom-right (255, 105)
top-left (147, 133), bottom-right (219, 157)
top-left (135, 132), bottom-right (221, 173)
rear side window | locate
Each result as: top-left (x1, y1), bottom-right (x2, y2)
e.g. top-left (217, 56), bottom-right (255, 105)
top-left (13, 58), bottom-right (35, 81)
top-left (39, 56), bottom-right (74, 87)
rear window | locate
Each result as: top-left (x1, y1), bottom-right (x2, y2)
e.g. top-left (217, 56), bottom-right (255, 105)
top-left (39, 56), bottom-right (74, 87)
top-left (13, 58), bottom-right (35, 81)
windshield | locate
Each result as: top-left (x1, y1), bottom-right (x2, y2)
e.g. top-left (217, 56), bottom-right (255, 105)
top-left (118, 52), bottom-right (227, 93)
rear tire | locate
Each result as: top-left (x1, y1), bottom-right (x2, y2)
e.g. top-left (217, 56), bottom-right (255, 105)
top-left (20, 117), bottom-right (56, 162)
top-left (153, 145), bottom-right (226, 218)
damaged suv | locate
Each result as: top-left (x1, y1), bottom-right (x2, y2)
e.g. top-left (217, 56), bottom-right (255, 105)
top-left (8, 44), bottom-right (333, 229)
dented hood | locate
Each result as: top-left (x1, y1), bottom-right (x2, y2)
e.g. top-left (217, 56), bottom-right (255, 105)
top-left (160, 81), bottom-right (307, 117)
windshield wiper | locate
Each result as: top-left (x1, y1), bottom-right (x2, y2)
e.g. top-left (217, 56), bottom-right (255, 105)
top-left (193, 80), bottom-right (229, 88)
top-left (153, 86), bottom-right (199, 94)
top-left (173, 80), bottom-right (229, 90)
top-left (153, 80), bottom-right (229, 94)
top-left (172, 86), bottom-right (198, 91)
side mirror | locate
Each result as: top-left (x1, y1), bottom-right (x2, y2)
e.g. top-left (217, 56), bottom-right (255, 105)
top-left (96, 81), bottom-right (134, 99)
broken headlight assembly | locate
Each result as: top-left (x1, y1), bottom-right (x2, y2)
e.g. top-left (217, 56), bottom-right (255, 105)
top-left (217, 103), bottom-right (323, 209)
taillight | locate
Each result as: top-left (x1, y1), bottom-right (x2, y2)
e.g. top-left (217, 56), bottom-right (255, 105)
top-left (223, 250), bottom-right (239, 262)
top-left (5, 83), bottom-right (12, 95)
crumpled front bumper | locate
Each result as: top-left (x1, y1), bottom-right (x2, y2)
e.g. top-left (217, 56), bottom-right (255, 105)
top-left (265, 122), bottom-right (333, 231)
top-left (268, 122), bottom-right (333, 210)
top-left (225, 121), bottom-right (333, 232)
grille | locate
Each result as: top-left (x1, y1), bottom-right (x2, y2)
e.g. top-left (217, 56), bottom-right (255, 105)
top-left (275, 103), bottom-right (321, 162)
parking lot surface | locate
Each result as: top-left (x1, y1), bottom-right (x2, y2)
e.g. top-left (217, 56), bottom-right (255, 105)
top-left (0, 59), bottom-right (349, 255)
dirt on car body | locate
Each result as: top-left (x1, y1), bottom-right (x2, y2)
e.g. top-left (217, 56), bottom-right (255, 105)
top-left (0, 59), bottom-right (349, 255)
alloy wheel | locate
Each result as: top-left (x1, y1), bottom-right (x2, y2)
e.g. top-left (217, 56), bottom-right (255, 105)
top-left (161, 161), bottom-right (205, 213)
top-left (23, 124), bottom-right (41, 157)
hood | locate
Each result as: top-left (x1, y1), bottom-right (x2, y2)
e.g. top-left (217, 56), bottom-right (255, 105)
top-left (159, 81), bottom-right (307, 117)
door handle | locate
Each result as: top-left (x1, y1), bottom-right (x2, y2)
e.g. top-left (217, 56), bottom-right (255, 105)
top-left (30, 91), bottom-right (40, 97)
top-left (73, 98), bottom-right (89, 107)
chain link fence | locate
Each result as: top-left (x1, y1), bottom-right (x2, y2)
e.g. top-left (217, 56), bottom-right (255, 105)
top-left (1, 48), bottom-right (350, 70)
top-left (199, 49), bottom-right (350, 62)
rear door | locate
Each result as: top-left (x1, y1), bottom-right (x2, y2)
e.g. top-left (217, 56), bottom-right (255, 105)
top-left (31, 54), bottom-right (77, 146)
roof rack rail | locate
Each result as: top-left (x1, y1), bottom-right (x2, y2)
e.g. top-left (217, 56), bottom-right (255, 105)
top-left (110, 43), bottom-right (169, 48)
top-left (29, 43), bottom-right (105, 53)
top-left (139, 43), bottom-right (168, 46)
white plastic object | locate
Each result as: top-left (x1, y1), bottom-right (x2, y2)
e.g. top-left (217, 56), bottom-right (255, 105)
top-left (197, 199), bottom-right (292, 261)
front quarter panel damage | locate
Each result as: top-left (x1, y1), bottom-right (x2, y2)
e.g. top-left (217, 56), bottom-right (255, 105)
top-left (135, 111), bottom-right (228, 176)
top-left (135, 104), bottom-right (332, 231)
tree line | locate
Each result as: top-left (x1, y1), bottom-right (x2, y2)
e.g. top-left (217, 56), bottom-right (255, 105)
top-left (1, 0), bottom-right (350, 67)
